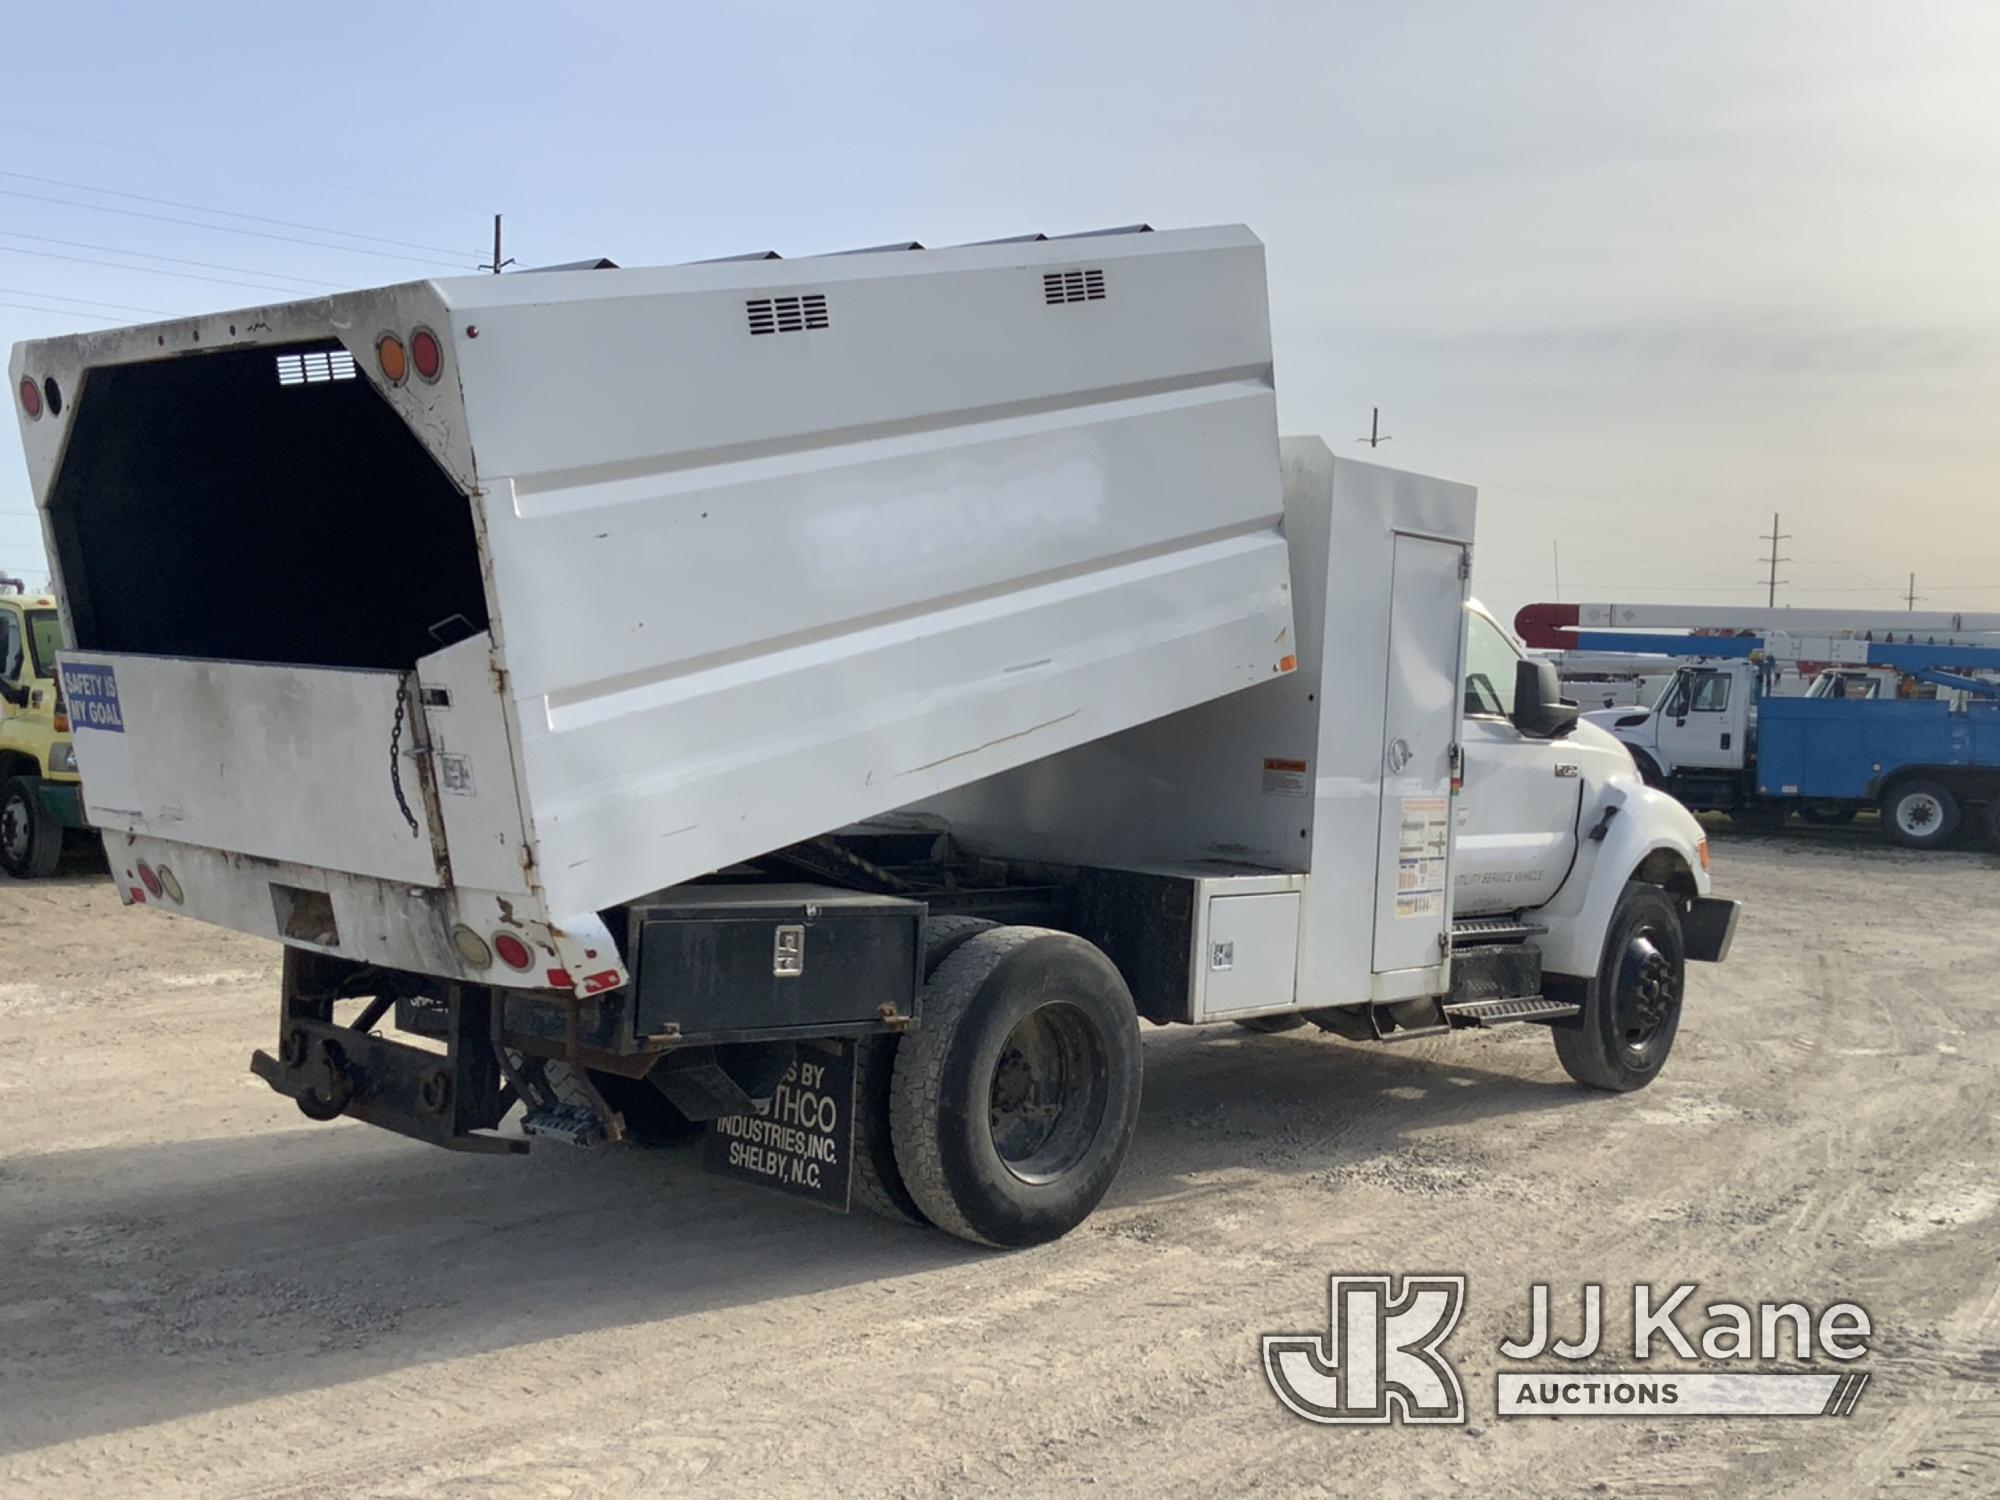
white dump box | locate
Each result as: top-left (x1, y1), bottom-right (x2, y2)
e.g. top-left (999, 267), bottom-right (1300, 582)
top-left (11, 226), bottom-right (1294, 991)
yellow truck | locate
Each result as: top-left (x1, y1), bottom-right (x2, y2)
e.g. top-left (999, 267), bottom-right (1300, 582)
top-left (0, 580), bottom-right (84, 877)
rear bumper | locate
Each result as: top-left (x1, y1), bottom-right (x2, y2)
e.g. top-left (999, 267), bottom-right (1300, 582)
top-left (1684, 896), bottom-right (1740, 963)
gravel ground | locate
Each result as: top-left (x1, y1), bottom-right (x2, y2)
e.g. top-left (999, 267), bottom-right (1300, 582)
top-left (1, 826), bottom-right (1996, 1497)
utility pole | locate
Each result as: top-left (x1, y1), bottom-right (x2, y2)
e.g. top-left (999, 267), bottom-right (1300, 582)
top-left (1357, 407), bottom-right (1391, 448)
top-left (1757, 511), bottom-right (1791, 607)
top-left (480, 213), bottom-right (515, 275)
top-left (1552, 541), bottom-right (1562, 604)
top-left (1905, 572), bottom-right (1924, 611)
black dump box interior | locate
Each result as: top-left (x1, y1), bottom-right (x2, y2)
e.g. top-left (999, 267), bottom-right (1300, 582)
top-left (48, 340), bottom-right (487, 671)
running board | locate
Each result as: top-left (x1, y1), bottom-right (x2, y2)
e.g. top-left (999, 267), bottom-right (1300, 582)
top-left (1441, 996), bottom-right (1580, 1027)
top-left (1451, 917), bottom-right (1548, 948)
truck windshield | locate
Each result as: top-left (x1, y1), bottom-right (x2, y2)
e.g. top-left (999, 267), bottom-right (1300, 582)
top-left (26, 610), bottom-right (60, 678)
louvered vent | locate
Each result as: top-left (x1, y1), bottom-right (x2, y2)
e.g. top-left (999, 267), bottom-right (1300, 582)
top-left (1043, 268), bottom-right (1106, 305)
top-left (746, 293), bottom-right (830, 335)
top-left (274, 349), bottom-right (357, 386)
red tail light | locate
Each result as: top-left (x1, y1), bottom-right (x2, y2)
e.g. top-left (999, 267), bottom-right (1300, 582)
top-left (410, 327), bottom-right (443, 383)
top-left (136, 861), bottom-right (163, 898)
top-left (18, 376), bottom-right (42, 420)
top-left (492, 932), bottom-right (533, 971)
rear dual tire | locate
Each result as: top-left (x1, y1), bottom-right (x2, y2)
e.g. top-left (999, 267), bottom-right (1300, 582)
top-left (888, 927), bottom-right (1142, 1248)
top-left (849, 915), bottom-right (997, 1224)
top-left (1883, 779), bottom-right (1960, 850)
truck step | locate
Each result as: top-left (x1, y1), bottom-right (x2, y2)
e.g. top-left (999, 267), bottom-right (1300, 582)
top-left (1441, 995), bottom-right (1580, 1027)
top-left (519, 1102), bottom-right (607, 1147)
top-left (1450, 917), bottom-right (1548, 947)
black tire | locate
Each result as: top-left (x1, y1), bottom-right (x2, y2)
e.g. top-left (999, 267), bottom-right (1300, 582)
top-left (1729, 802), bottom-right (1790, 832)
top-left (1, 776), bottom-right (62, 880)
top-left (850, 915), bottom-right (1000, 1224)
top-left (890, 926), bottom-right (1142, 1248)
top-left (589, 1069), bottom-right (703, 1148)
top-left (1551, 882), bottom-right (1686, 1093)
top-left (1883, 779), bottom-right (1960, 850)
top-left (1799, 803), bottom-right (1856, 827)
top-left (1234, 1013), bottom-right (1308, 1034)
top-left (1629, 750), bottom-right (1666, 789)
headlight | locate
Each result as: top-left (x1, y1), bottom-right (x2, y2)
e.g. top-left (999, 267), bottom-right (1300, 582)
top-left (48, 741), bottom-right (77, 774)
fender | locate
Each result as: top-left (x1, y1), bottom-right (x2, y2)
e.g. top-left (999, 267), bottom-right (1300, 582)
top-left (1534, 778), bottom-right (1708, 979)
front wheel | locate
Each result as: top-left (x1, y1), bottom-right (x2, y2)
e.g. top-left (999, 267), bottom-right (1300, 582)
top-left (0, 776), bottom-right (62, 880)
top-left (890, 927), bottom-right (1142, 1247)
top-left (1551, 882), bottom-right (1686, 1093)
top-left (1883, 779), bottom-right (1959, 849)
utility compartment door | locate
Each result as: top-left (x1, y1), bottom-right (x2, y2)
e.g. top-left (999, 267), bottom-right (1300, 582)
top-left (1371, 536), bottom-right (1465, 973)
top-left (58, 651), bottom-right (449, 885)
top-left (1199, 891), bottom-right (1303, 1019)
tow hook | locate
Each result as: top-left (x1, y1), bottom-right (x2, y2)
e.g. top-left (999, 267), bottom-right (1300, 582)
top-left (295, 1035), bottom-right (357, 1121)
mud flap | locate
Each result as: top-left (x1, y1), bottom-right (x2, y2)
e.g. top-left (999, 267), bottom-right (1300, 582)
top-left (703, 1042), bottom-right (857, 1211)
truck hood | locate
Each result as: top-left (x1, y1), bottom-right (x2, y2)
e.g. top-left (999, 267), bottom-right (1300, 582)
top-left (1582, 705), bottom-right (1651, 732)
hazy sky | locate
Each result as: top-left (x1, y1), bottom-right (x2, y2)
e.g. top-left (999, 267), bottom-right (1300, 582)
top-left (6, 2), bottom-right (1998, 627)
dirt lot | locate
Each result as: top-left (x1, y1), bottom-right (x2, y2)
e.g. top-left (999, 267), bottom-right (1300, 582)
top-left (2, 827), bottom-right (1996, 1498)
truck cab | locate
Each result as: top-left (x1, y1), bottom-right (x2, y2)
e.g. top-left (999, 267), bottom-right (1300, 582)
top-left (1586, 659), bottom-right (1754, 800)
top-left (0, 585), bottom-right (84, 878)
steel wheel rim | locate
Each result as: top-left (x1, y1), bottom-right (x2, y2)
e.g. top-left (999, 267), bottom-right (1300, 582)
top-left (0, 792), bottom-right (28, 864)
top-left (1896, 793), bottom-right (1942, 836)
top-left (987, 1001), bottom-right (1109, 1184)
top-left (1613, 928), bottom-right (1679, 1061)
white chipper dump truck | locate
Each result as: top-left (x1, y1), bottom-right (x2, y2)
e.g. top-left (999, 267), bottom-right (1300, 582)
top-left (10, 225), bottom-right (1735, 1246)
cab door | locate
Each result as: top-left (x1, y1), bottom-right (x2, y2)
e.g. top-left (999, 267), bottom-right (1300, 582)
top-left (1655, 665), bottom-right (1747, 770)
top-left (1453, 607), bottom-right (1582, 916)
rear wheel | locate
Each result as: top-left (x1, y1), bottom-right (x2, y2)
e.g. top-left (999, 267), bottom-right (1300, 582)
top-left (890, 927), bottom-right (1142, 1247)
top-left (0, 776), bottom-right (62, 880)
top-left (1551, 882), bottom-right (1686, 1093)
top-left (1883, 779), bottom-right (1959, 850)
top-left (850, 915), bottom-right (998, 1224)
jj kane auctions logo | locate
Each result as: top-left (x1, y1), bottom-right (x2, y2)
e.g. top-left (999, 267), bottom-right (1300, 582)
top-left (1265, 1275), bottom-right (1872, 1423)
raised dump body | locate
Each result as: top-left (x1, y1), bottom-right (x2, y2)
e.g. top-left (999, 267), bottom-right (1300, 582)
top-left (11, 226), bottom-right (1293, 990)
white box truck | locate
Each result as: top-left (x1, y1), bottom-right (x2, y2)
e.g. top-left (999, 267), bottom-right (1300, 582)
top-left (10, 225), bottom-right (1736, 1246)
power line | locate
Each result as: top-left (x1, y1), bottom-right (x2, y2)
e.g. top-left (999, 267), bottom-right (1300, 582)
top-left (0, 300), bottom-right (124, 322)
top-left (0, 229), bottom-right (331, 287)
top-left (0, 186), bottom-right (470, 269)
top-left (0, 117), bottom-right (495, 219)
top-left (0, 243), bottom-right (328, 297)
top-left (0, 285), bottom-right (170, 316)
top-left (0, 168), bottom-right (476, 258)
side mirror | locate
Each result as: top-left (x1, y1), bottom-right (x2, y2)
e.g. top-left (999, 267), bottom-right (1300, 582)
top-left (1512, 657), bottom-right (1579, 740)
